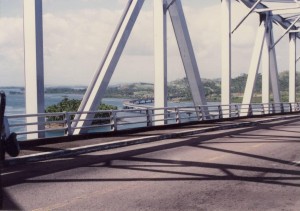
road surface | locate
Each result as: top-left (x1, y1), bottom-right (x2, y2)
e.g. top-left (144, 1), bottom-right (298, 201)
top-left (2, 117), bottom-right (300, 210)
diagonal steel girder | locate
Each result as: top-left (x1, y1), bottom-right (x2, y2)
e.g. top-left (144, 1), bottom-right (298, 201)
top-left (72, 0), bottom-right (145, 135)
top-left (241, 14), bottom-right (281, 115)
top-left (241, 16), bottom-right (267, 113)
top-left (167, 0), bottom-right (209, 118)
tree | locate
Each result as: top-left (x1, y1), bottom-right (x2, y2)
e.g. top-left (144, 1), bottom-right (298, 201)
top-left (46, 98), bottom-right (117, 124)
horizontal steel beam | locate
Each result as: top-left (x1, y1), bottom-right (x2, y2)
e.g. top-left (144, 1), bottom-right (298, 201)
top-left (238, 0), bottom-right (300, 38)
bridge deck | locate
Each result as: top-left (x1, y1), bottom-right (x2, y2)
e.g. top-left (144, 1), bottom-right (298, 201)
top-left (2, 114), bottom-right (300, 210)
top-left (6, 114), bottom-right (299, 162)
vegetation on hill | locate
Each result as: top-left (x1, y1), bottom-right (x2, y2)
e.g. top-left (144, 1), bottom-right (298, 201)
top-left (45, 87), bottom-right (86, 94)
top-left (104, 83), bottom-right (153, 99)
top-left (40, 70), bottom-right (300, 103)
top-left (45, 98), bottom-right (117, 124)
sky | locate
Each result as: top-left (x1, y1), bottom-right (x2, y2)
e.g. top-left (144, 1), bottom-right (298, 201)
top-left (0, 0), bottom-right (298, 86)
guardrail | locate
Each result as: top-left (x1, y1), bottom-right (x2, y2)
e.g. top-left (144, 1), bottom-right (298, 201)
top-left (4, 102), bottom-right (300, 141)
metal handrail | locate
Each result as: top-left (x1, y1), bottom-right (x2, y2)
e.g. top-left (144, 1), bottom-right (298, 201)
top-left (5, 102), bottom-right (299, 141)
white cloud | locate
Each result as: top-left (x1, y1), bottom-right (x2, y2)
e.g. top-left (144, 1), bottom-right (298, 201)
top-left (0, 17), bottom-right (24, 86)
top-left (0, 1), bottom-right (294, 86)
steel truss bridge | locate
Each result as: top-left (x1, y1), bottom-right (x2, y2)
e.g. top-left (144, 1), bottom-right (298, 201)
top-left (4, 0), bottom-right (300, 140)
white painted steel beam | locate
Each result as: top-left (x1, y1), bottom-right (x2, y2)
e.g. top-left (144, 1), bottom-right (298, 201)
top-left (221, 0), bottom-right (232, 117)
top-left (167, 0), bottom-right (209, 118)
top-left (262, 16), bottom-right (271, 113)
top-left (232, 0), bottom-right (262, 34)
top-left (23, 0), bottom-right (45, 139)
top-left (255, 7), bottom-right (300, 15)
top-left (271, 15), bottom-right (300, 49)
top-left (154, 0), bottom-right (168, 125)
top-left (290, 29), bottom-right (300, 33)
top-left (72, 0), bottom-right (144, 135)
top-left (269, 27), bottom-right (281, 104)
top-left (241, 17), bottom-right (266, 115)
top-left (289, 33), bottom-right (297, 103)
top-left (238, 0), bottom-right (300, 39)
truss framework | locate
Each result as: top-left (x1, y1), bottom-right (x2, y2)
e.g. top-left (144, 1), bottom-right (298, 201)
top-left (72, 0), bottom-right (208, 133)
top-left (234, 0), bottom-right (299, 115)
top-left (21, 0), bottom-right (300, 137)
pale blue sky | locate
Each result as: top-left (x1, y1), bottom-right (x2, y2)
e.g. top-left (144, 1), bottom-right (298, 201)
top-left (0, 0), bottom-right (217, 17)
top-left (0, 0), bottom-right (296, 86)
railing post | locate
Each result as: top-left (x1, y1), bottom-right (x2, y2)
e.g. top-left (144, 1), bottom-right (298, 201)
top-left (175, 107), bottom-right (181, 124)
top-left (146, 108), bottom-right (153, 127)
top-left (248, 104), bottom-right (253, 117)
top-left (113, 111), bottom-right (118, 131)
top-left (280, 103), bottom-right (284, 113)
top-left (199, 106), bottom-right (205, 120)
top-left (218, 105), bottom-right (223, 119)
top-left (235, 105), bottom-right (239, 117)
top-left (110, 111), bottom-right (113, 131)
top-left (261, 104), bottom-right (265, 115)
top-left (64, 112), bottom-right (72, 136)
top-left (272, 103), bottom-right (275, 114)
top-left (110, 111), bottom-right (117, 131)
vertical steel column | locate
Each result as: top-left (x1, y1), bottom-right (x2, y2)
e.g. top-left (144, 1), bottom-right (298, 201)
top-left (221, 0), bottom-right (232, 117)
top-left (72, 0), bottom-right (144, 135)
top-left (262, 15), bottom-right (270, 113)
top-left (23, 0), bottom-right (45, 139)
top-left (167, 0), bottom-right (209, 118)
top-left (154, 0), bottom-right (168, 125)
top-left (289, 33), bottom-right (296, 103)
top-left (241, 15), bottom-right (266, 115)
top-left (269, 28), bottom-right (281, 104)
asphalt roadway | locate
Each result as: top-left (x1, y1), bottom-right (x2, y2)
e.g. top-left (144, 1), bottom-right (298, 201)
top-left (1, 117), bottom-right (300, 210)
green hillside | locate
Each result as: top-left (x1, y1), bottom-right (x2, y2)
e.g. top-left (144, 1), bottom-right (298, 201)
top-left (44, 71), bottom-right (300, 103)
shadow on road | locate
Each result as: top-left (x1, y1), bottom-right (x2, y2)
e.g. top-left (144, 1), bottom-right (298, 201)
top-left (1, 190), bottom-right (22, 210)
top-left (1, 117), bottom-right (300, 208)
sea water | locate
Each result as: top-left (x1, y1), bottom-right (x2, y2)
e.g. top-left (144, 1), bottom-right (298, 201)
top-left (1, 87), bottom-right (198, 140)
top-left (2, 87), bottom-right (196, 115)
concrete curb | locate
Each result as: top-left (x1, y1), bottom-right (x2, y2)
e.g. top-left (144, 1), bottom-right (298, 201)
top-left (5, 114), bottom-right (299, 166)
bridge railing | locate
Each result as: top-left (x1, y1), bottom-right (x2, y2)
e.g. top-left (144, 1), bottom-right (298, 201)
top-left (4, 102), bottom-right (300, 141)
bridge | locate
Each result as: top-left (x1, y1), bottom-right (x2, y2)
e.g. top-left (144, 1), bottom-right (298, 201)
top-left (6, 0), bottom-right (299, 140)
top-left (1, 0), bottom-right (300, 210)
top-left (2, 113), bottom-right (300, 210)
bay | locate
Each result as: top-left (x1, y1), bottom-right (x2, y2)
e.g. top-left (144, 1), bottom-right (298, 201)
top-left (1, 87), bottom-right (199, 140)
top-left (1, 87), bottom-right (196, 115)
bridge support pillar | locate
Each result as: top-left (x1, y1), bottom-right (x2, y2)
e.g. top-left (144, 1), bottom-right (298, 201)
top-left (262, 15), bottom-right (271, 113)
top-left (270, 30), bottom-right (281, 103)
top-left (289, 33), bottom-right (296, 103)
top-left (154, 0), bottom-right (168, 125)
top-left (221, 0), bottom-right (232, 117)
top-left (24, 0), bottom-right (45, 139)
top-left (269, 27), bottom-right (281, 105)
